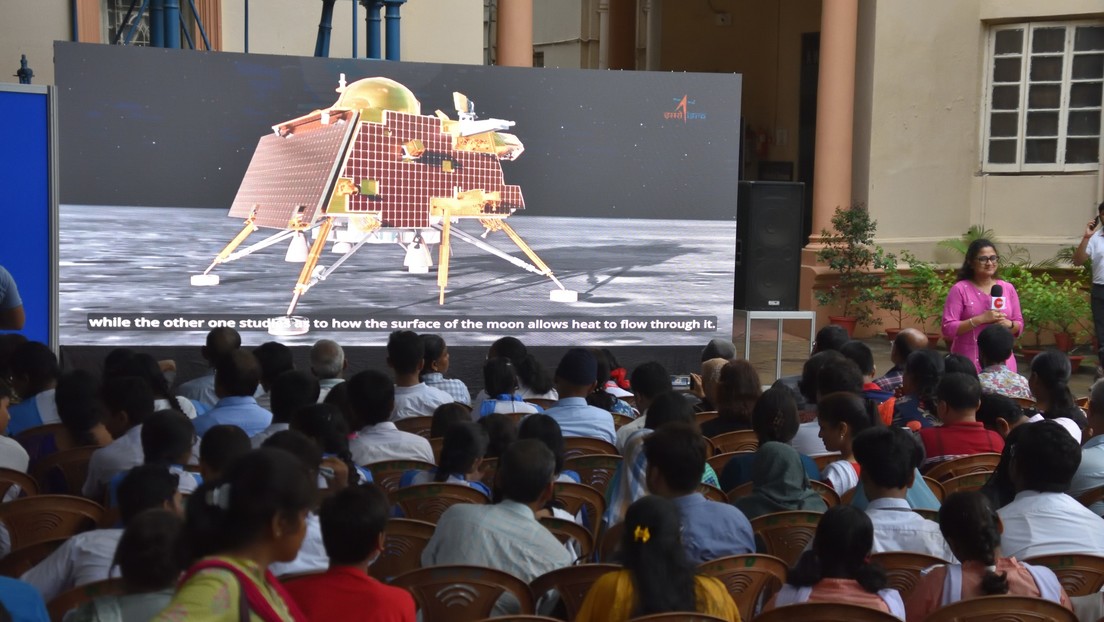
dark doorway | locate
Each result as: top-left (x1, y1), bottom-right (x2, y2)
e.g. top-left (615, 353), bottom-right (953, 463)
top-left (798, 32), bottom-right (820, 245)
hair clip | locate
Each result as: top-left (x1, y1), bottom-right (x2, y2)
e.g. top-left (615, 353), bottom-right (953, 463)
top-left (205, 483), bottom-right (231, 510)
top-left (633, 525), bottom-right (651, 544)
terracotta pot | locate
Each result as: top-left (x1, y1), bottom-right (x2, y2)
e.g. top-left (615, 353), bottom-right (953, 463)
top-left (829, 316), bottom-right (857, 338)
top-left (1054, 332), bottom-right (1074, 353)
top-left (1070, 355), bottom-right (1084, 373)
top-left (885, 327), bottom-right (902, 341)
top-left (925, 333), bottom-right (942, 348)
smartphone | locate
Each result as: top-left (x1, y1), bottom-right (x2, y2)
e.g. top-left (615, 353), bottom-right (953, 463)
top-left (1096, 215), bottom-right (1101, 228)
top-left (670, 374), bottom-right (692, 390)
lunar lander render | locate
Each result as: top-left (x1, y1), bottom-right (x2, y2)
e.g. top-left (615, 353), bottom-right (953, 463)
top-left (191, 75), bottom-right (576, 334)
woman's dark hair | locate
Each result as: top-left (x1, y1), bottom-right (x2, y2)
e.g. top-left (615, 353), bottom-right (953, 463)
top-left (939, 491), bottom-right (1009, 595)
top-left (436, 422), bottom-right (488, 482)
top-left (431, 402), bottom-right (471, 438)
top-left (102, 348), bottom-right (137, 379)
top-left (322, 381), bottom-right (358, 432)
top-left (1031, 350), bottom-right (1081, 424)
top-left (488, 336), bottom-right (553, 395)
top-left (904, 349), bottom-right (944, 414)
top-left (979, 422), bottom-right (1028, 509)
top-left (976, 394), bottom-right (1025, 432)
top-left (179, 448), bottom-right (316, 566)
top-left (944, 353), bottom-right (979, 378)
top-left (113, 509), bottom-right (184, 593)
top-left (620, 496), bottom-right (698, 616)
top-left (817, 392), bottom-right (878, 436)
top-left (752, 386), bottom-right (800, 444)
top-left (292, 403), bottom-right (358, 489)
top-left (715, 360), bottom-right (762, 424)
top-left (478, 413), bottom-right (516, 460)
top-left (130, 353), bottom-right (177, 402)
top-left (788, 505), bottom-right (886, 593)
top-left (54, 369), bottom-right (105, 446)
top-left (799, 351), bottom-right (847, 404)
top-left (586, 348), bottom-right (617, 411)
top-left (483, 357), bottom-right (519, 397)
top-left (956, 238), bottom-right (998, 282)
top-left (518, 413), bottom-right (567, 475)
top-left (420, 334), bottom-right (447, 378)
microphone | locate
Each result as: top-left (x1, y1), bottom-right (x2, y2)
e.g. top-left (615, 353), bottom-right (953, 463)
top-left (990, 284), bottom-right (1006, 312)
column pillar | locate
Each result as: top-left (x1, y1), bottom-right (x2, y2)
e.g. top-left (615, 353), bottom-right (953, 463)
top-left (597, 0), bottom-right (609, 69)
top-left (644, 0), bottom-right (661, 71)
top-left (607, 0), bottom-right (635, 70)
top-left (383, 0), bottom-right (405, 61)
top-left (497, 0), bottom-right (533, 67)
top-left (361, 0), bottom-right (383, 59)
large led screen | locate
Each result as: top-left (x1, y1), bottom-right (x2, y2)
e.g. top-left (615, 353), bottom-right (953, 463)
top-left (56, 42), bottom-right (740, 346)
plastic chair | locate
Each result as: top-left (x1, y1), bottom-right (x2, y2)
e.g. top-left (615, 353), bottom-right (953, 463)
top-left (749, 510), bottom-right (824, 567)
top-left (1023, 554), bottom-right (1104, 596)
top-left (366, 459), bottom-right (437, 492)
top-left (707, 451), bottom-right (749, 475)
top-left (32, 446), bottom-right (98, 496)
top-left (697, 553), bottom-right (787, 622)
top-left (870, 551), bottom-right (948, 598)
top-left (611, 413), bottom-right (634, 429)
top-left (923, 476), bottom-right (946, 502)
top-left (539, 516), bottom-right (595, 560)
top-left (924, 453), bottom-right (1001, 482)
top-left (708, 429), bottom-right (759, 453)
top-left (564, 454), bottom-right (622, 496)
top-left (703, 437), bottom-right (718, 458)
top-left (840, 486), bottom-right (857, 506)
top-left (530, 563), bottom-right (619, 619)
top-left (598, 521), bottom-right (624, 562)
top-left (562, 437), bottom-right (618, 460)
top-left (752, 602), bottom-right (903, 621)
top-left (369, 518), bottom-right (437, 582)
top-left (725, 481), bottom-right (753, 503)
top-left (0, 468), bottom-right (39, 499)
top-left (394, 416), bottom-right (435, 438)
top-left (46, 577), bottom-right (125, 622)
top-left (552, 482), bottom-right (605, 537)
top-left (0, 495), bottom-right (104, 551)
top-left (390, 483), bottom-right (489, 524)
top-left (0, 536), bottom-right (69, 578)
top-left (390, 565), bottom-right (535, 621)
top-left (1077, 485), bottom-right (1104, 511)
top-left (940, 471), bottom-right (993, 495)
top-left (14, 423), bottom-right (65, 464)
top-left (430, 437), bottom-right (444, 464)
top-left (809, 480), bottom-right (841, 508)
top-left (695, 411), bottom-right (719, 426)
top-left (479, 457), bottom-right (499, 489)
top-left (812, 453), bottom-right (843, 472)
top-left (626, 613), bottom-right (728, 622)
top-left (921, 594), bottom-right (1078, 622)
top-left (697, 483), bottom-right (727, 503)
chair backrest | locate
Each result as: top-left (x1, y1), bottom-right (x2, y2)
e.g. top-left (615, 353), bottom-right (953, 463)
top-left (369, 518), bottom-right (437, 582)
top-left (709, 430), bottom-right (759, 453)
top-left (599, 521), bottom-right (624, 562)
top-left (479, 457), bottom-right (499, 489)
top-left (538, 516), bottom-right (595, 561)
top-left (562, 437), bottom-right (618, 460)
top-left (366, 459), bottom-right (437, 492)
top-left (921, 594), bottom-right (1079, 622)
top-left (812, 453), bottom-right (843, 473)
top-left (0, 494), bottom-right (105, 551)
top-left (32, 446), bottom-right (98, 496)
top-left (394, 416), bottom-right (435, 438)
top-left (923, 476), bottom-right (946, 502)
top-left (552, 481), bottom-right (606, 537)
top-left (15, 423), bottom-right (65, 464)
top-left (0, 468), bottom-right (39, 499)
top-left (390, 483), bottom-right (489, 524)
top-left (430, 437), bottom-right (444, 464)
top-left (694, 411), bottom-right (719, 426)
top-left (46, 577), bottom-right (126, 622)
top-left (626, 613), bottom-right (729, 622)
top-left (564, 454), bottom-right (622, 496)
top-left (1076, 485), bottom-right (1104, 510)
top-left (390, 564), bottom-right (535, 621)
top-left (697, 553), bottom-right (787, 622)
top-left (697, 483), bottom-right (727, 503)
top-left (914, 508), bottom-right (940, 522)
top-left (530, 563), bottom-right (619, 619)
top-left (0, 536), bottom-right (69, 578)
top-left (612, 413), bottom-right (634, 429)
top-left (751, 602), bottom-right (904, 622)
top-left (707, 451), bottom-right (748, 476)
top-left (870, 551), bottom-right (948, 599)
top-left (525, 398), bottom-right (556, 410)
top-left (809, 481), bottom-right (840, 508)
top-left (749, 511), bottom-right (824, 567)
top-left (1022, 554), bottom-right (1104, 596)
top-left (924, 453), bottom-right (1002, 482)
top-left (839, 486), bottom-right (857, 506)
top-left (939, 471), bottom-right (994, 495)
top-left (703, 436), bottom-right (718, 458)
top-left (725, 481), bottom-right (753, 504)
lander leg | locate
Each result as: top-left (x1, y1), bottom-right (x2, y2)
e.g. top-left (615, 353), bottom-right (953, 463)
top-left (437, 207), bottom-right (453, 305)
top-left (497, 222), bottom-right (578, 303)
top-left (286, 217), bottom-right (336, 317)
top-left (190, 211), bottom-right (259, 286)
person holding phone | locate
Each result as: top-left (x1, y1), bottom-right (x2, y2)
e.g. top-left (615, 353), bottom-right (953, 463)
top-left (1071, 202), bottom-right (1104, 365)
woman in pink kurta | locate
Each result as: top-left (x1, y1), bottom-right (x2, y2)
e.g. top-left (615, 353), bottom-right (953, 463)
top-left (941, 240), bottom-right (1023, 372)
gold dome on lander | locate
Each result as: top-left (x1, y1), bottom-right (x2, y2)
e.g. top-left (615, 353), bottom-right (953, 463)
top-left (331, 76), bottom-right (421, 121)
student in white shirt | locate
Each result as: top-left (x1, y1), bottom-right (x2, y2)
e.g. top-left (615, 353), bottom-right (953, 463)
top-left (0, 382), bottom-right (29, 473)
top-left (23, 464), bottom-right (184, 602)
top-left (261, 430), bottom-right (329, 577)
top-left (387, 330), bottom-right (454, 421)
top-left (472, 336), bottom-right (559, 406)
top-left (251, 370), bottom-right (320, 448)
top-left (175, 327), bottom-right (245, 409)
top-left (82, 377), bottom-right (156, 500)
top-left (817, 392), bottom-right (878, 496)
top-left (852, 426), bottom-right (956, 561)
top-left (346, 370), bottom-right (434, 466)
top-left (474, 358), bottom-right (542, 418)
top-left (999, 420), bottom-right (1104, 559)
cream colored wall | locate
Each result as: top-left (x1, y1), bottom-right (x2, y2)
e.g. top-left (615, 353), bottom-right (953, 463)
top-left (533, 0), bottom-right (586, 67)
top-left (400, 0), bottom-right (484, 65)
top-left (0, 0), bottom-right (71, 86)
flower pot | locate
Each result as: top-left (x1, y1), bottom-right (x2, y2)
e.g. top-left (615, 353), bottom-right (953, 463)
top-left (885, 327), bottom-right (902, 341)
top-left (925, 333), bottom-right (942, 348)
top-left (1070, 355), bottom-right (1084, 373)
top-left (1054, 332), bottom-right (1074, 353)
top-left (829, 316), bottom-right (857, 338)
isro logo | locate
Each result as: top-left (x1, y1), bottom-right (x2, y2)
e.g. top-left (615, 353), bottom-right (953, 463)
top-left (664, 95), bottom-right (707, 122)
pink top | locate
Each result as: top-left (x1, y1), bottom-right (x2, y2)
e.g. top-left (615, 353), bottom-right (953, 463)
top-left (941, 279), bottom-right (1022, 373)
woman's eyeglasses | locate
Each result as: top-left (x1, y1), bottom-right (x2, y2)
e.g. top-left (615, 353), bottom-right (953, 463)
top-left (976, 255), bottom-right (1000, 264)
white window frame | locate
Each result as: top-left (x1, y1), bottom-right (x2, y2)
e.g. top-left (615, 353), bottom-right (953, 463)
top-left (982, 20), bottom-right (1104, 173)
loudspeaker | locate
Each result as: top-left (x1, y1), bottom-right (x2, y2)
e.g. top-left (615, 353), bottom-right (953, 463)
top-left (734, 181), bottom-right (805, 311)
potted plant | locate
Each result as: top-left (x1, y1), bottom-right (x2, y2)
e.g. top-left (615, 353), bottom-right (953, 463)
top-left (1043, 275), bottom-right (1091, 354)
top-left (815, 205), bottom-right (896, 336)
top-left (890, 251), bottom-right (952, 345)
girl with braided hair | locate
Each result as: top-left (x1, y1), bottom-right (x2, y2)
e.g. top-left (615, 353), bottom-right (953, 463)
top-left (892, 349), bottom-right (944, 430)
top-left (1028, 350), bottom-right (1087, 436)
top-left (904, 491), bottom-right (1072, 621)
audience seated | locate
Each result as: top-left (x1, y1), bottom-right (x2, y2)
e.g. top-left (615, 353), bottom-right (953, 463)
top-left (817, 392), bottom-right (878, 494)
top-left (918, 373), bottom-right (1004, 471)
top-left (82, 377), bottom-right (155, 499)
top-left (691, 357), bottom-right (728, 414)
top-left (419, 334), bottom-right (471, 406)
top-left (107, 409), bottom-right (202, 505)
top-left (65, 509), bottom-right (184, 622)
top-left (478, 412), bottom-right (517, 460)
top-left (840, 341), bottom-right (896, 425)
top-left (197, 424), bottom-right (251, 482)
top-left (575, 496), bottom-right (740, 622)
top-left (892, 349), bottom-right (944, 430)
top-left (251, 370), bottom-right (320, 448)
top-left (1027, 350), bottom-right (1087, 440)
top-left (387, 330), bottom-right (454, 420)
top-left (175, 327), bottom-right (245, 408)
top-left (643, 422), bottom-right (754, 563)
top-left (943, 354), bottom-right (979, 377)
top-left (789, 350), bottom-right (847, 456)
top-left (733, 441), bottom-right (827, 521)
top-left (905, 491), bottom-right (1072, 621)
top-left (774, 325), bottom-right (850, 415)
top-left (542, 349), bottom-right (616, 444)
top-left (615, 361), bottom-right (672, 450)
top-left (23, 464), bottom-right (183, 602)
top-left (7, 341), bottom-right (60, 437)
top-left (476, 357), bottom-right (542, 417)
top-left (261, 431), bottom-right (330, 577)
top-left (421, 439), bottom-right (572, 616)
top-left (191, 350), bottom-right (272, 438)
top-left (720, 386), bottom-right (820, 492)
top-left (309, 339), bottom-right (347, 403)
top-left (874, 328), bottom-right (928, 393)
top-left (345, 370), bottom-right (434, 465)
top-left (700, 359), bottom-right (761, 438)
top-left (52, 370), bottom-right (112, 453)
top-left (292, 403), bottom-right (372, 488)
top-left (1071, 380), bottom-right (1104, 515)
top-left (977, 325), bottom-right (1033, 401)
top-left (284, 485), bottom-right (416, 622)
top-left (853, 426), bottom-right (955, 560)
top-left (472, 336), bottom-right (558, 403)
top-left (429, 402), bottom-right (470, 438)
top-left (762, 505), bottom-right (905, 618)
top-left (997, 420), bottom-right (1104, 558)
top-left (399, 422), bottom-right (491, 496)
top-left (0, 381), bottom-right (29, 473)
top-left (153, 448), bottom-right (315, 621)
top-left (599, 348), bottom-right (634, 400)
top-left (252, 342), bottom-right (295, 413)
top-left (975, 393), bottom-right (1027, 439)
top-left (517, 413), bottom-right (580, 485)
top-left (109, 350), bottom-right (205, 420)
top-left (585, 348), bottom-right (635, 417)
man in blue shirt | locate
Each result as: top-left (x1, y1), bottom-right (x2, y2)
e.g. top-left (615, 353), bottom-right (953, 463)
top-left (542, 348), bottom-right (616, 444)
top-left (192, 350), bottom-right (272, 438)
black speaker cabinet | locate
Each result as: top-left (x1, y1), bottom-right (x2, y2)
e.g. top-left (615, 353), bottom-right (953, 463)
top-left (734, 181), bottom-right (805, 311)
